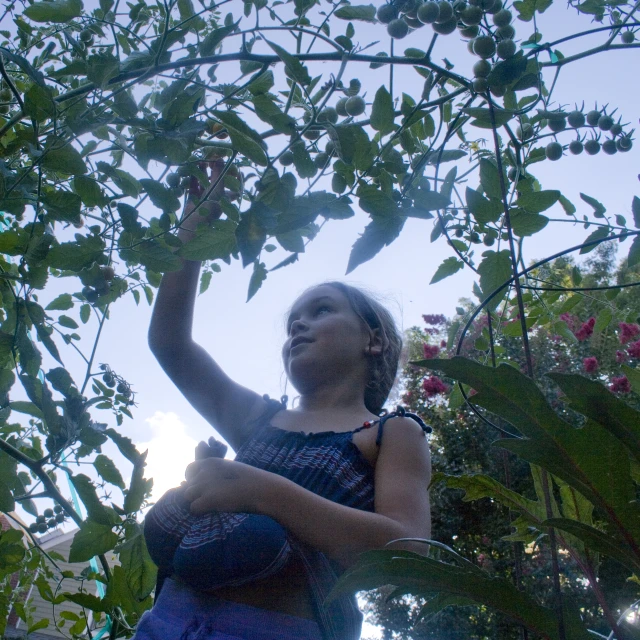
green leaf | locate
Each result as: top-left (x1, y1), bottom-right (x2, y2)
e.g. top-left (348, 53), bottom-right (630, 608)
top-left (69, 520), bottom-right (118, 563)
top-left (211, 112), bottom-right (268, 166)
top-left (247, 260), bottom-right (267, 301)
top-left (346, 215), bottom-right (405, 274)
top-left (58, 315), bottom-right (79, 329)
top-left (93, 454), bottom-right (125, 490)
top-left (265, 39), bottom-right (311, 85)
top-left (620, 365), bottom-right (640, 398)
top-left (46, 294), bottom-right (74, 311)
top-left (477, 250), bottom-right (512, 310)
top-left (334, 4), bottom-right (377, 21)
top-left (579, 227), bottom-right (610, 254)
top-left (24, 84), bottom-right (56, 122)
top-left (549, 373), bottom-right (640, 463)
top-left (72, 176), bottom-right (106, 208)
top-left (80, 304), bottom-right (91, 324)
top-left (513, 0), bottom-right (552, 21)
top-left (515, 190), bottom-right (560, 214)
top-left (42, 141), bottom-right (87, 176)
top-left (424, 357), bottom-right (640, 554)
top-left (331, 124), bottom-right (376, 170)
top-left (580, 193), bottom-right (606, 218)
top-left (97, 162), bottom-right (142, 197)
top-left (632, 196), bottom-right (640, 229)
top-left (627, 236), bottom-right (640, 268)
top-left (247, 69), bottom-right (275, 95)
top-left (559, 194), bottom-right (576, 216)
top-left (123, 453), bottom-right (152, 514)
top-left (24, 0), bottom-right (83, 22)
top-left (430, 257), bottom-right (464, 284)
top-left (63, 592), bottom-right (107, 612)
top-left (133, 240), bottom-right (183, 273)
top-left (487, 53), bottom-right (528, 86)
top-left (118, 529), bottom-right (157, 600)
top-left (329, 549), bottom-right (590, 640)
top-left (370, 86), bottom-right (395, 135)
top-left (0, 479), bottom-right (15, 511)
top-left (139, 179), bottom-right (180, 213)
top-left (593, 307), bottom-right (613, 333)
top-left (177, 220), bottom-right (237, 261)
top-left (542, 518), bottom-right (640, 573)
top-left (198, 22), bottom-right (238, 56)
top-left (357, 185), bottom-right (398, 217)
top-left (466, 188), bottom-right (502, 224)
top-left (87, 52), bottom-right (120, 88)
top-left (42, 190), bottom-right (82, 224)
top-left (252, 94), bottom-right (296, 134)
top-left (410, 190), bottom-right (451, 213)
top-left (70, 474), bottom-right (118, 526)
top-left (463, 107), bottom-right (513, 129)
top-left (509, 209), bottom-right (549, 237)
top-left (47, 234), bottom-right (105, 271)
top-left (479, 159), bottom-right (503, 200)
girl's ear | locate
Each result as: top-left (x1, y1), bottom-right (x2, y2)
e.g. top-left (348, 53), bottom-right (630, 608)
top-left (366, 328), bottom-right (384, 357)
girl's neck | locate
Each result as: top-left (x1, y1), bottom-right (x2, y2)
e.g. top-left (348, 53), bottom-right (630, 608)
top-left (292, 382), bottom-right (370, 416)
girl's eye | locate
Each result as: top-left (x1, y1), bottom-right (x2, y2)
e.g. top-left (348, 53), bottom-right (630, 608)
top-left (316, 305), bottom-right (331, 316)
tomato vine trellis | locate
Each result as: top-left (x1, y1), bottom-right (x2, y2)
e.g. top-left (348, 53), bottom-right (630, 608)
top-left (0, 0), bottom-right (639, 637)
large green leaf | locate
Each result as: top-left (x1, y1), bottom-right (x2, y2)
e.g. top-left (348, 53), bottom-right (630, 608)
top-left (515, 190), bottom-right (560, 214)
top-left (69, 520), bottom-right (118, 563)
top-left (24, 0), bottom-right (83, 22)
top-left (133, 240), bottom-right (183, 273)
top-left (334, 4), bottom-right (377, 21)
top-left (0, 479), bottom-right (14, 512)
top-left (548, 373), bottom-right (640, 462)
top-left (420, 357), bottom-right (640, 560)
top-left (346, 215), bottom-right (405, 274)
top-left (430, 257), bottom-right (464, 284)
top-left (370, 86), bottom-right (395, 135)
top-left (118, 528), bottom-right (157, 600)
top-left (264, 40), bottom-right (311, 85)
top-left (477, 250), bottom-right (512, 310)
top-left (466, 188), bottom-right (502, 224)
top-left (329, 549), bottom-right (590, 640)
top-left (123, 452), bottom-right (152, 514)
top-left (211, 112), bottom-right (268, 166)
top-left (41, 141), bottom-right (87, 176)
top-left (93, 455), bottom-right (125, 490)
top-left (139, 179), bottom-right (180, 213)
top-left (177, 220), bottom-right (237, 261)
top-left (479, 159), bottom-right (504, 200)
top-left (47, 234), bottom-right (105, 271)
top-left (198, 23), bottom-right (238, 56)
top-left (509, 209), bottom-right (549, 237)
top-left (70, 474), bottom-right (119, 526)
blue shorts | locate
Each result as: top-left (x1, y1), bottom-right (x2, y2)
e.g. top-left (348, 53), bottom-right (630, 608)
top-left (133, 578), bottom-right (324, 640)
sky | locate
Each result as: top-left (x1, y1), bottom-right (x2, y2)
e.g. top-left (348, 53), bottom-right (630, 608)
top-left (4, 0), bottom-right (639, 636)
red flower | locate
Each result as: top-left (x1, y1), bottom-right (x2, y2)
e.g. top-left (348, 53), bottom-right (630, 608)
top-left (628, 340), bottom-right (640, 359)
top-left (616, 350), bottom-right (627, 364)
top-left (423, 314), bottom-right (446, 325)
top-left (582, 357), bottom-right (598, 373)
top-left (423, 344), bottom-right (440, 359)
top-left (574, 317), bottom-right (596, 342)
top-left (619, 322), bottom-right (640, 345)
top-left (559, 313), bottom-right (578, 330)
top-left (440, 340), bottom-right (447, 348)
top-left (609, 376), bottom-right (632, 394)
top-left (422, 376), bottom-right (449, 397)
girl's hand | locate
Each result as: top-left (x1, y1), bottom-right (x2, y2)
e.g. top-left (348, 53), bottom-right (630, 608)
top-left (180, 457), bottom-right (273, 515)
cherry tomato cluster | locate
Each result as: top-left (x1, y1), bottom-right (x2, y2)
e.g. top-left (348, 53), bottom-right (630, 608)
top-left (29, 505), bottom-right (66, 534)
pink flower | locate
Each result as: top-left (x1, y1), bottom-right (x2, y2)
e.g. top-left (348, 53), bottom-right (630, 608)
top-left (423, 314), bottom-right (446, 325)
top-left (610, 376), bottom-right (632, 394)
top-left (583, 357), bottom-right (598, 373)
top-left (422, 376), bottom-right (449, 397)
top-left (616, 351), bottom-right (627, 363)
top-left (424, 327), bottom-right (440, 335)
top-left (575, 317), bottom-right (596, 342)
top-left (440, 340), bottom-right (447, 348)
top-left (423, 344), bottom-right (440, 359)
top-left (619, 322), bottom-right (640, 345)
top-left (559, 313), bottom-right (578, 330)
top-left (628, 340), bottom-right (640, 359)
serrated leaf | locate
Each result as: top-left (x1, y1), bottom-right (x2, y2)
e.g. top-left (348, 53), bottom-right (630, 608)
top-left (46, 294), bottom-right (74, 311)
top-left (72, 176), bottom-right (106, 208)
top-left (177, 220), bottom-right (237, 261)
top-left (69, 520), bottom-right (118, 563)
top-left (479, 159), bottom-right (503, 200)
top-left (42, 142), bottom-right (87, 176)
top-left (118, 530), bottom-right (157, 600)
top-left (478, 250), bottom-right (512, 310)
top-left (139, 179), bottom-right (180, 213)
top-left (265, 39), bottom-right (311, 85)
top-left (466, 187), bottom-right (502, 224)
top-left (580, 193), bottom-right (606, 218)
top-left (346, 215), bottom-right (405, 274)
top-left (198, 22), bottom-right (238, 56)
top-left (628, 236), bottom-right (640, 268)
top-left (24, 0), bottom-right (83, 22)
top-left (509, 209), bottom-right (549, 237)
top-left (430, 257), bottom-right (464, 284)
top-left (94, 454), bottom-right (125, 489)
top-left (559, 194), bottom-right (576, 216)
top-left (247, 260), bottom-right (267, 301)
top-left (370, 86), bottom-right (395, 135)
top-left (334, 4), bottom-right (377, 21)
top-left (515, 190), bottom-right (560, 214)
top-left (579, 227), bottom-right (610, 254)
top-left (463, 107), bottom-right (514, 129)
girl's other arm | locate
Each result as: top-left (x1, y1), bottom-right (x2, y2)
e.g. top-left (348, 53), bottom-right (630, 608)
top-left (148, 164), bottom-right (268, 451)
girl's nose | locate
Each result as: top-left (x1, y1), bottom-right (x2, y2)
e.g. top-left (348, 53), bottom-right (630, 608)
top-left (289, 318), bottom-right (308, 336)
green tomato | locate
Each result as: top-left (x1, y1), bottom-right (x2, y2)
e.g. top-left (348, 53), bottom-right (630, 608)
top-left (473, 59), bottom-right (492, 77)
top-left (461, 5), bottom-right (483, 24)
top-left (377, 3), bottom-right (398, 23)
top-left (567, 110), bottom-right (585, 128)
top-left (433, 16), bottom-right (458, 34)
top-left (417, 2), bottom-right (440, 23)
top-left (492, 8), bottom-right (512, 26)
top-left (473, 36), bottom-right (497, 59)
top-left (545, 142), bottom-right (563, 161)
top-left (345, 95), bottom-right (366, 116)
top-left (496, 38), bottom-right (516, 59)
top-left (602, 139), bottom-right (617, 155)
top-left (584, 139), bottom-right (601, 155)
top-left (387, 18), bottom-right (410, 38)
top-left (279, 151), bottom-right (295, 166)
top-left (569, 139), bottom-right (583, 155)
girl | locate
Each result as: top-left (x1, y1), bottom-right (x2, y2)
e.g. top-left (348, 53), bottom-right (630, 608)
top-left (138, 160), bottom-right (432, 640)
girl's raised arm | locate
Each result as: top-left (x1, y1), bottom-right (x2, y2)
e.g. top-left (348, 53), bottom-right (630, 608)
top-left (147, 162), bottom-right (268, 451)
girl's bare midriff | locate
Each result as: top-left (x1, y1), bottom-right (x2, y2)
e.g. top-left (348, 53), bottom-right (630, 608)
top-left (175, 427), bottom-right (380, 623)
top-left (206, 554), bottom-right (317, 620)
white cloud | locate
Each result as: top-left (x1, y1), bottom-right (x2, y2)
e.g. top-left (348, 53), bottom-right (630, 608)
top-left (137, 411), bottom-right (199, 500)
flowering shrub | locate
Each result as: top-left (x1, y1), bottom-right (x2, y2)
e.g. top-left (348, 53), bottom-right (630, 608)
top-left (583, 357), bottom-right (598, 373)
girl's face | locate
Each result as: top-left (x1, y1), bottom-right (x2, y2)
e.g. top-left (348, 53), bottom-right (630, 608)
top-left (282, 285), bottom-right (377, 392)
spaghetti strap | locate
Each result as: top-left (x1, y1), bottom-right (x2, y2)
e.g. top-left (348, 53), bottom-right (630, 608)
top-left (245, 394), bottom-right (288, 431)
top-left (375, 405), bottom-right (432, 447)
